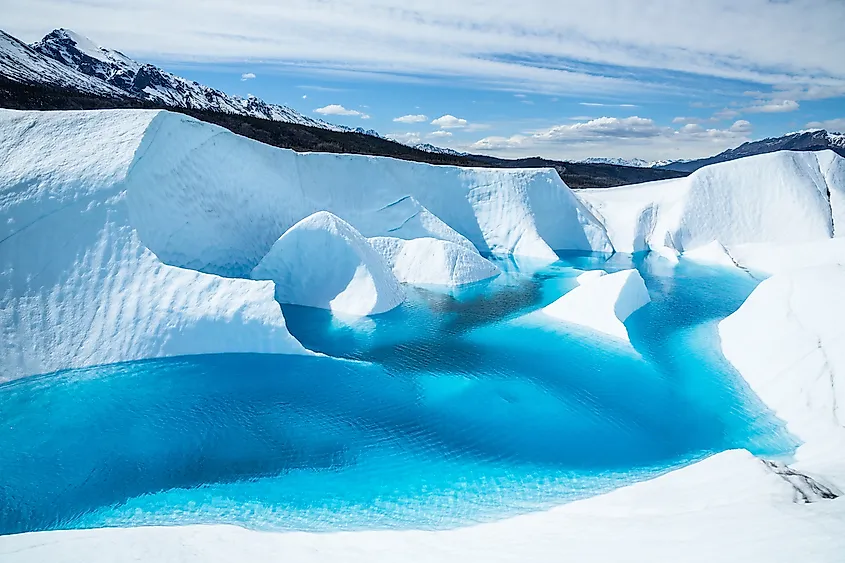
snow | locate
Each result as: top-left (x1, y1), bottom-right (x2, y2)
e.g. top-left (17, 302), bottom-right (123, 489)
top-left (578, 150), bottom-right (845, 253)
top-left (0, 108), bottom-right (610, 379)
top-left (541, 269), bottom-right (651, 342)
top-left (369, 236), bottom-right (500, 286)
top-left (0, 30), bottom-right (127, 98)
top-left (727, 238), bottom-right (845, 276)
top-left (0, 109), bottom-right (309, 381)
top-left (683, 240), bottom-right (739, 268)
top-left (2, 449), bottom-right (843, 563)
top-left (575, 269), bottom-right (607, 284)
top-left (251, 212), bottom-right (405, 316)
top-left (719, 266), bottom-right (845, 489)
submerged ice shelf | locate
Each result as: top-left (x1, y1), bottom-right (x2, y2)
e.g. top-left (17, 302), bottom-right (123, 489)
top-left (0, 254), bottom-right (796, 535)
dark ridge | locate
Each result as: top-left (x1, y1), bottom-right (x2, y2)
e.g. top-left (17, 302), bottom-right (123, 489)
top-left (0, 76), bottom-right (687, 189)
top-left (661, 130), bottom-right (845, 173)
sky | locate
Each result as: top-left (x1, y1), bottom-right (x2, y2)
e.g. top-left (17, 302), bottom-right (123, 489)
top-left (4, 0), bottom-right (845, 161)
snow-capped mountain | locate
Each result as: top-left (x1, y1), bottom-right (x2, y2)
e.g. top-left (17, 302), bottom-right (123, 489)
top-left (661, 129), bottom-right (845, 173)
top-left (413, 143), bottom-right (468, 156)
top-left (0, 30), bottom-right (128, 98)
top-left (29, 29), bottom-right (337, 129)
top-left (578, 157), bottom-right (687, 168)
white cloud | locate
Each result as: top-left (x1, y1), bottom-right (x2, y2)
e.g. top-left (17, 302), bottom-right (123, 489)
top-left (302, 94), bottom-right (307, 99)
top-left (6, 1), bottom-right (845, 99)
top-left (314, 104), bottom-right (370, 119)
top-left (428, 130), bottom-right (454, 138)
top-left (673, 116), bottom-right (702, 124)
top-left (468, 115), bottom-right (753, 160)
top-left (432, 115), bottom-right (468, 129)
top-left (393, 114), bottom-right (428, 124)
top-left (806, 118), bottom-right (845, 132)
top-left (240, 72), bottom-right (256, 81)
top-left (471, 135), bottom-right (527, 150)
top-left (580, 102), bottom-right (638, 107)
top-left (386, 132), bottom-right (423, 145)
top-left (745, 99), bottom-right (800, 113)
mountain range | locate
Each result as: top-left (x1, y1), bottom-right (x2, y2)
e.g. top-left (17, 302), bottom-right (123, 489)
top-left (2, 27), bottom-right (842, 187)
top-left (660, 129), bottom-right (845, 173)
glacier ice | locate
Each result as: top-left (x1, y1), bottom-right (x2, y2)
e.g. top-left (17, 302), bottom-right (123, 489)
top-left (682, 240), bottom-right (739, 268)
top-left (369, 236), bottom-right (500, 286)
top-left (250, 212), bottom-right (405, 316)
top-left (0, 110), bottom-right (309, 381)
top-left (0, 108), bottom-right (612, 379)
top-left (541, 269), bottom-right (651, 342)
top-left (578, 150), bottom-right (845, 254)
top-left (719, 265), bottom-right (845, 488)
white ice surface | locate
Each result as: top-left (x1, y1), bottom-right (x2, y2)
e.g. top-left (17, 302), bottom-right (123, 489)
top-left (541, 269), bottom-right (651, 342)
top-left (720, 266), bottom-right (845, 488)
top-left (0, 109), bottom-right (309, 381)
top-left (2, 449), bottom-right (844, 563)
top-left (727, 238), bottom-right (845, 276)
top-left (250, 212), bottom-right (404, 316)
top-left (369, 236), bottom-right (500, 286)
top-left (683, 240), bottom-right (740, 268)
top-left (578, 150), bottom-right (845, 253)
top-left (0, 108), bottom-right (611, 379)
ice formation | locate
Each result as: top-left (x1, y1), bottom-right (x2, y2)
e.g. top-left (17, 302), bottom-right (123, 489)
top-left (369, 236), bottom-right (500, 286)
top-left (682, 240), bottom-right (739, 268)
top-left (541, 269), bottom-right (651, 342)
top-left (719, 266), bottom-right (845, 488)
top-left (578, 150), bottom-right (845, 254)
top-left (0, 109), bottom-right (612, 379)
top-left (251, 212), bottom-right (404, 316)
top-left (0, 110), bottom-right (309, 381)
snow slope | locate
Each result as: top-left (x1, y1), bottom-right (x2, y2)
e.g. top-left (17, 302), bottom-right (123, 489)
top-left (29, 29), bottom-right (336, 129)
top-left (0, 108), bottom-right (610, 378)
top-left (0, 30), bottom-right (127, 98)
top-left (540, 269), bottom-right (651, 342)
top-left (369, 236), bottom-right (500, 286)
top-left (251, 212), bottom-right (404, 316)
top-left (720, 266), bottom-right (845, 488)
top-left (578, 150), bottom-right (845, 254)
top-left (0, 109), bottom-right (309, 381)
top-left (2, 449), bottom-right (843, 563)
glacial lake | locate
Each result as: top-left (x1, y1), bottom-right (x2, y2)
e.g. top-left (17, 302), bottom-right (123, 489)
top-left (0, 252), bottom-right (796, 535)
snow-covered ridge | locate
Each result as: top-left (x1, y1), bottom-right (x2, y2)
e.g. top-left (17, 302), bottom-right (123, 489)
top-left (27, 29), bottom-right (339, 129)
top-left (0, 30), bottom-right (128, 98)
top-left (0, 108), bottom-right (610, 380)
top-left (578, 156), bottom-right (687, 168)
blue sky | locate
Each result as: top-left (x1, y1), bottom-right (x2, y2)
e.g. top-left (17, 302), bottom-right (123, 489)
top-left (6, 0), bottom-right (845, 161)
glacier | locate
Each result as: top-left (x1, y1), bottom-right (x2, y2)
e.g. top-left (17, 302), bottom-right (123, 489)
top-left (720, 266), bottom-right (845, 489)
top-left (369, 236), bottom-right (500, 286)
top-left (251, 212), bottom-right (405, 316)
top-left (3, 107), bottom-right (845, 562)
top-left (538, 269), bottom-right (651, 343)
top-left (578, 150), bottom-right (845, 254)
top-left (0, 108), bottom-right (611, 380)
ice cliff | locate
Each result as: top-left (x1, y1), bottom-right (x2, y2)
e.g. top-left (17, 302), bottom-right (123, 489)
top-left (578, 150), bottom-right (845, 255)
top-left (0, 109), bottom-right (610, 379)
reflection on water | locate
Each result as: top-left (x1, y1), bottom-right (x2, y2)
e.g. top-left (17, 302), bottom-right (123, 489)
top-left (0, 252), bottom-right (795, 535)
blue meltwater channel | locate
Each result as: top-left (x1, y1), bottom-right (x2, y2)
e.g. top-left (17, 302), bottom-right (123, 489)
top-left (0, 252), bottom-right (796, 535)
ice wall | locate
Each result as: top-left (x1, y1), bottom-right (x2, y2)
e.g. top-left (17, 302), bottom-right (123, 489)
top-left (0, 109), bottom-right (610, 379)
top-left (578, 150), bottom-right (845, 254)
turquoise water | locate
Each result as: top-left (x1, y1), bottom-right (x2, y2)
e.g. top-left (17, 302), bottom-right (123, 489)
top-left (0, 253), bottom-right (794, 535)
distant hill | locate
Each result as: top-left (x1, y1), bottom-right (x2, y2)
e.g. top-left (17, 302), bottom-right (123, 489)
top-left (660, 129), bottom-right (845, 173)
